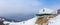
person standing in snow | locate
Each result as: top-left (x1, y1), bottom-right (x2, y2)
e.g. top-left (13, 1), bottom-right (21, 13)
top-left (35, 8), bottom-right (56, 25)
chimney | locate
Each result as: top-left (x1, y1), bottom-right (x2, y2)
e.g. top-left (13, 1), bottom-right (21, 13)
top-left (57, 9), bottom-right (60, 14)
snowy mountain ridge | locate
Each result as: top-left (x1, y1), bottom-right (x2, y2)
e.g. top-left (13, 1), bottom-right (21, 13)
top-left (3, 15), bottom-right (60, 25)
top-left (3, 16), bottom-right (37, 25)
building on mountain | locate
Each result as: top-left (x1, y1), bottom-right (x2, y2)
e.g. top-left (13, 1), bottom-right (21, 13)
top-left (57, 9), bottom-right (60, 14)
top-left (35, 8), bottom-right (56, 25)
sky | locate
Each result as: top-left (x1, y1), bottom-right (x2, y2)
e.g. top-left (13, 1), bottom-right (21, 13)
top-left (0, 0), bottom-right (60, 15)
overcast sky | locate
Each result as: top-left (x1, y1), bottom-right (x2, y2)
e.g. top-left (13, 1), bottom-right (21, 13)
top-left (0, 0), bottom-right (60, 15)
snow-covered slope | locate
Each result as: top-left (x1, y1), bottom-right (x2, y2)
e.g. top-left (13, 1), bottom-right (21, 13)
top-left (48, 15), bottom-right (60, 25)
top-left (23, 17), bottom-right (37, 25)
top-left (3, 17), bottom-right (37, 25)
top-left (3, 15), bottom-right (60, 25)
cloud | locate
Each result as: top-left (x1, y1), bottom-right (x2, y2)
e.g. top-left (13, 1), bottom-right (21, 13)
top-left (1, 0), bottom-right (60, 15)
top-left (0, 0), bottom-right (42, 15)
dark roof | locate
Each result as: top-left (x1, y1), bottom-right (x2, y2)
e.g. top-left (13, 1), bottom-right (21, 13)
top-left (36, 14), bottom-right (56, 16)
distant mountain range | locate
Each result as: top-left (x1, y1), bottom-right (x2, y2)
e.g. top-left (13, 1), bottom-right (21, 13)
top-left (1, 13), bottom-right (36, 22)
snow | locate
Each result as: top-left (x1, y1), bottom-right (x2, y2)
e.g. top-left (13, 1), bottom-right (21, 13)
top-left (3, 17), bottom-right (38, 25)
top-left (3, 21), bottom-right (11, 24)
top-left (23, 17), bottom-right (37, 25)
top-left (48, 15), bottom-right (60, 25)
top-left (3, 15), bottom-right (60, 25)
top-left (39, 8), bottom-right (55, 14)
